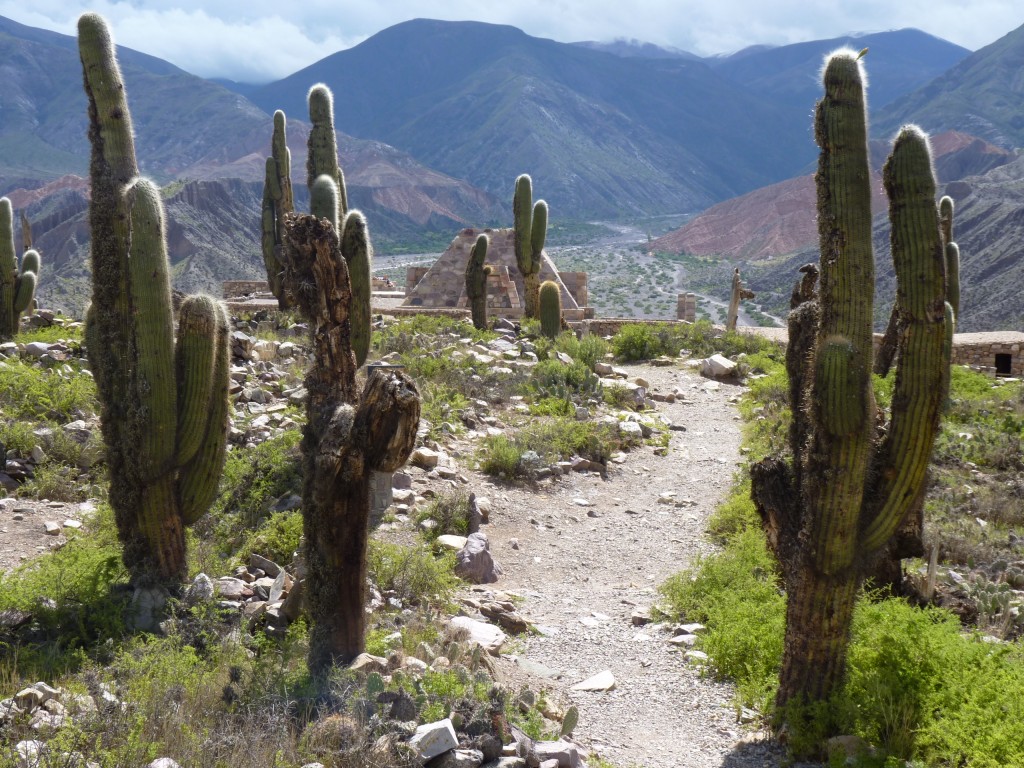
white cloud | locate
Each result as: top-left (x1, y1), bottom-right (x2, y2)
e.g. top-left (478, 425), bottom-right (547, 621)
top-left (0, 0), bottom-right (1019, 81)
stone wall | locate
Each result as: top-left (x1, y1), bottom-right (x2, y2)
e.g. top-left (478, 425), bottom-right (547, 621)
top-left (950, 333), bottom-right (1024, 377)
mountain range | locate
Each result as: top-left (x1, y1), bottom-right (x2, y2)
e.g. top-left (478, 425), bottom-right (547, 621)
top-left (0, 14), bottom-right (1021, 328)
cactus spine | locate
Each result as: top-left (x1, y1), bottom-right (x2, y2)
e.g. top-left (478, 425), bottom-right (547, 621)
top-left (513, 174), bottom-right (547, 318)
top-left (465, 234), bottom-right (490, 330)
top-left (539, 280), bottom-right (561, 339)
top-left (79, 13), bottom-right (230, 584)
top-left (751, 51), bottom-right (952, 741)
top-left (261, 110), bottom-right (295, 309)
top-left (0, 198), bottom-right (39, 339)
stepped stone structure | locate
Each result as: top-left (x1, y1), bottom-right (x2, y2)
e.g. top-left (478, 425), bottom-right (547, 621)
top-left (403, 228), bottom-right (591, 321)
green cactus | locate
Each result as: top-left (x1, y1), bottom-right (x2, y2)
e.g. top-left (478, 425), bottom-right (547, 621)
top-left (513, 174), bottom-right (548, 319)
top-left (751, 51), bottom-right (952, 740)
top-left (539, 279), bottom-right (562, 339)
top-left (465, 233), bottom-right (490, 330)
top-left (939, 195), bottom-right (961, 327)
top-left (78, 13), bottom-right (230, 584)
top-left (307, 84), bottom-right (347, 223)
top-left (0, 198), bottom-right (39, 339)
top-left (261, 110), bottom-right (295, 309)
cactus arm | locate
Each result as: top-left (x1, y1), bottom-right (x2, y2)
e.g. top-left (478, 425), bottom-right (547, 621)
top-left (124, 178), bottom-right (177, 482)
top-left (178, 299), bottom-right (230, 525)
top-left (341, 210), bottom-right (373, 368)
top-left (13, 272), bottom-right (37, 315)
top-left (513, 174), bottom-right (534, 274)
top-left (307, 85), bottom-right (347, 222)
top-left (945, 242), bottom-right (960, 326)
top-left (19, 210), bottom-right (32, 253)
top-left (175, 295), bottom-right (219, 466)
top-left (311, 174), bottom-right (340, 233)
top-left (862, 127), bottom-right (949, 551)
top-left (806, 51), bottom-right (876, 575)
top-left (531, 200), bottom-right (547, 259)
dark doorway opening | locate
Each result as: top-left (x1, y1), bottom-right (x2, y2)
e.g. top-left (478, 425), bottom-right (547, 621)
top-left (995, 353), bottom-right (1011, 376)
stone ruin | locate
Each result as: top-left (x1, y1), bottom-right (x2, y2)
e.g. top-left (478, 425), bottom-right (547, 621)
top-left (403, 228), bottom-right (592, 322)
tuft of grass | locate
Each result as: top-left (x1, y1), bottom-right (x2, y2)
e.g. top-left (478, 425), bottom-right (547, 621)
top-left (0, 357), bottom-right (98, 421)
top-left (416, 489), bottom-right (472, 540)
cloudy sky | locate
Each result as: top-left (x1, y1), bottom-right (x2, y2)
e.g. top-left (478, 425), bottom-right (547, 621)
top-left (2, 1), bottom-right (1020, 83)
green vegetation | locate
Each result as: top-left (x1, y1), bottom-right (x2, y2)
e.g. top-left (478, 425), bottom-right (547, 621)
top-left (661, 337), bottom-right (1024, 764)
top-left (611, 320), bottom-right (782, 362)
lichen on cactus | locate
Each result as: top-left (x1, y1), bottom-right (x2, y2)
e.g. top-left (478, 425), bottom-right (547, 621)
top-left (261, 110), bottom-right (295, 309)
top-left (539, 279), bottom-right (561, 339)
top-left (79, 13), bottom-right (230, 584)
top-left (0, 198), bottom-right (39, 339)
top-left (750, 49), bottom-right (952, 742)
top-left (513, 174), bottom-right (548, 319)
top-left (465, 233), bottom-right (490, 330)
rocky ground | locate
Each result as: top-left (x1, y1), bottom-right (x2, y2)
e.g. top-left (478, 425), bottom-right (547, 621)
top-left (1, 316), bottom-right (792, 768)
top-left (441, 362), bottom-right (787, 768)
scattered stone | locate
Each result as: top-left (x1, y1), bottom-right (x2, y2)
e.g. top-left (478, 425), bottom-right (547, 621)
top-left (411, 447), bottom-right (441, 469)
top-left (409, 718), bottom-right (458, 761)
top-left (43, 521), bottom-right (61, 536)
top-left (450, 616), bottom-right (506, 655)
top-left (535, 740), bottom-right (583, 768)
top-left (571, 670), bottom-right (615, 691)
top-left (455, 533), bottom-right (503, 584)
top-left (436, 534), bottom-right (469, 551)
top-left (249, 553), bottom-right (282, 578)
top-left (185, 573), bottom-right (214, 604)
top-left (215, 577), bottom-right (252, 601)
top-left (349, 653), bottom-right (390, 674)
top-left (431, 748), bottom-right (485, 768)
top-left (669, 634), bottom-right (699, 647)
top-left (147, 759), bottom-right (182, 768)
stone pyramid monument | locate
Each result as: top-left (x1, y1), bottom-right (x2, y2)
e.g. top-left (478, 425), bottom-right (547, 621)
top-left (403, 227), bottom-right (588, 321)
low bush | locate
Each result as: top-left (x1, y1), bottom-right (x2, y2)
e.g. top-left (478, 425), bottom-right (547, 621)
top-left (0, 358), bottom-right (98, 422)
top-left (367, 540), bottom-right (458, 606)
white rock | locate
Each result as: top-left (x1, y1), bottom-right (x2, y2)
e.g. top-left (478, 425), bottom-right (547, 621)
top-left (571, 670), bottom-right (615, 691)
top-left (409, 718), bottom-right (458, 760)
top-left (411, 447), bottom-right (440, 469)
top-left (450, 616), bottom-right (506, 655)
top-left (701, 354), bottom-right (737, 378)
top-left (436, 534), bottom-right (469, 551)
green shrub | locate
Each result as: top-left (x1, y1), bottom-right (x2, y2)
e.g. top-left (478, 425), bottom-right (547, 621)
top-left (554, 331), bottom-right (609, 370)
top-left (0, 358), bottom-right (98, 421)
top-left (659, 527), bottom-right (785, 713)
top-left (478, 434), bottom-right (525, 480)
top-left (612, 324), bottom-right (664, 361)
top-left (367, 540), bottom-right (458, 606)
top-left (0, 503), bottom-right (128, 676)
top-left (236, 510), bottom-right (304, 566)
top-left (212, 430), bottom-right (302, 530)
top-left (421, 383), bottom-right (470, 440)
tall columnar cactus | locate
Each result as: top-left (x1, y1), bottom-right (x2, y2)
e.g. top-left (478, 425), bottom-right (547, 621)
top-left (513, 174), bottom-right (548, 319)
top-left (751, 51), bottom-right (952, 742)
top-left (465, 233), bottom-right (490, 330)
top-left (280, 182), bottom-right (420, 677)
top-left (261, 110), bottom-right (295, 309)
top-left (726, 267), bottom-right (755, 332)
top-left (79, 13), bottom-right (231, 584)
top-left (0, 198), bottom-right (39, 339)
top-left (539, 279), bottom-right (562, 339)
